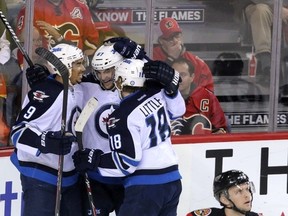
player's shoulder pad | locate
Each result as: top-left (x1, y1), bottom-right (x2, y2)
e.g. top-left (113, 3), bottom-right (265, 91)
top-left (28, 78), bottom-right (63, 104)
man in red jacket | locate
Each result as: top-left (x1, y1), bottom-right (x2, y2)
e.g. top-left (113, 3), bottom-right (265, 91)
top-left (170, 58), bottom-right (227, 135)
top-left (16, 0), bottom-right (99, 56)
top-left (153, 17), bottom-right (214, 92)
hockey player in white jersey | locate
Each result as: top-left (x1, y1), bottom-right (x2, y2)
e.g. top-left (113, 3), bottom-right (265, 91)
top-left (24, 37), bottom-right (181, 215)
top-left (74, 39), bottom-right (159, 216)
top-left (73, 58), bottom-right (185, 216)
top-left (10, 43), bottom-right (86, 216)
top-left (74, 43), bottom-right (125, 216)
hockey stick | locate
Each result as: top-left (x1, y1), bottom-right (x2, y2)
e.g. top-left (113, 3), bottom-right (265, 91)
top-left (75, 97), bottom-right (98, 216)
top-left (35, 47), bottom-right (69, 216)
top-left (0, 10), bottom-right (34, 67)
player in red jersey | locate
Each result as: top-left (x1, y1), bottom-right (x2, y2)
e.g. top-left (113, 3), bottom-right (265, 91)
top-left (170, 57), bottom-right (227, 135)
top-left (153, 17), bottom-right (214, 92)
top-left (16, 0), bottom-right (99, 56)
top-left (186, 170), bottom-right (262, 216)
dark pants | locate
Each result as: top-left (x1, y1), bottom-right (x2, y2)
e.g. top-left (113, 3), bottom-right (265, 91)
top-left (81, 178), bottom-right (124, 216)
top-left (21, 174), bottom-right (83, 216)
top-left (118, 180), bottom-right (182, 216)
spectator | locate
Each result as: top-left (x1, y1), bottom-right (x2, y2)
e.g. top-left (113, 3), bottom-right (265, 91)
top-left (9, 27), bottom-right (46, 129)
top-left (171, 57), bottom-right (228, 135)
top-left (10, 43), bottom-right (85, 216)
top-left (0, 29), bottom-right (22, 145)
top-left (73, 59), bottom-right (185, 216)
top-left (186, 170), bottom-right (260, 216)
top-left (153, 17), bottom-right (214, 91)
top-left (16, 0), bottom-right (99, 56)
top-left (14, 26), bottom-right (45, 69)
top-left (231, 1), bottom-right (288, 86)
top-left (0, 72), bottom-right (10, 146)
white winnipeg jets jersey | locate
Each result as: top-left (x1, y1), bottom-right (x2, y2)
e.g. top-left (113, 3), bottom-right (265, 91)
top-left (74, 82), bottom-right (120, 153)
top-left (11, 77), bottom-right (80, 186)
top-left (98, 85), bottom-right (186, 187)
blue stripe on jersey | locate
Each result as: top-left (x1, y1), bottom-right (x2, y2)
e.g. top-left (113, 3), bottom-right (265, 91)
top-left (11, 129), bottom-right (22, 147)
top-left (112, 152), bottom-right (131, 176)
top-left (121, 154), bottom-right (140, 167)
top-left (10, 153), bottom-right (78, 187)
top-left (123, 170), bottom-right (182, 187)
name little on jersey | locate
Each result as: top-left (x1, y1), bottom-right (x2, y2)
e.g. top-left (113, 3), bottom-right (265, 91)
top-left (140, 97), bottom-right (162, 117)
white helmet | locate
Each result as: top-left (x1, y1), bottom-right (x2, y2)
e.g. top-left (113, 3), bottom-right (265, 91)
top-left (49, 43), bottom-right (84, 77)
top-left (115, 59), bottom-right (146, 88)
top-left (91, 44), bottom-right (123, 71)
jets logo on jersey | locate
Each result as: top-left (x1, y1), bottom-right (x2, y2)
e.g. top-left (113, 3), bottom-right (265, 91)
top-left (95, 104), bottom-right (119, 139)
top-left (107, 117), bottom-right (120, 129)
top-left (33, 90), bottom-right (49, 102)
top-left (193, 208), bottom-right (211, 216)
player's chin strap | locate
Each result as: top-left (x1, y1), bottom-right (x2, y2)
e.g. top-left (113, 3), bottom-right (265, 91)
top-left (224, 203), bottom-right (248, 215)
top-left (224, 193), bottom-right (253, 215)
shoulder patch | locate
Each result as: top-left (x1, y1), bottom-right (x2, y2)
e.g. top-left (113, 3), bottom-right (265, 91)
top-left (71, 7), bottom-right (83, 19)
top-left (193, 208), bottom-right (212, 216)
top-left (107, 117), bottom-right (120, 129)
top-left (33, 90), bottom-right (50, 102)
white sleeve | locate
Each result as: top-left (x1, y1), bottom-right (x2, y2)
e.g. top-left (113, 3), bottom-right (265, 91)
top-left (163, 90), bottom-right (186, 120)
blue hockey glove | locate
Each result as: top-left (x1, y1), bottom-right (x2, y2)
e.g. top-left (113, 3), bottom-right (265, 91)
top-left (38, 131), bottom-right (75, 155)
top-left (143, 60), bottom-right (181, 96)
top-left (104, 37), bottom-right (147, 59)
top-left (26, 64), bottom-right (50, 88)
top-left (72, 148), bottom-right (103, 173)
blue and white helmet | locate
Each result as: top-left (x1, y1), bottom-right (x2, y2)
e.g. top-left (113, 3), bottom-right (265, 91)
top-left (114, 58), bottom-right (145, 88)
top-left (91, 44), bottom-right (123, 71)
top-left (49, 43), bottom-right (84, 77)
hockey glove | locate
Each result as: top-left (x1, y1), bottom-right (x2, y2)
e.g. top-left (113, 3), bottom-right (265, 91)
top-left (104, 37), bottom-right (147, 59)
top-left (38, 131), bottom-right (75, 155)
top-left (26, 64), bottom-right (50, 88)
top-left (143, 60), bottom-right (181, 96)
top-left (72, 148), bottom-right (103, 173)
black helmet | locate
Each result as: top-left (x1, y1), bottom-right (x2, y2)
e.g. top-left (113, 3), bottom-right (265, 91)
top-left (213, 170), bottom-right (249, 201)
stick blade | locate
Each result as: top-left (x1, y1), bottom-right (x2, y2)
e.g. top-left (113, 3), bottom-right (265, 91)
top-left (75, 97), bottom-right (98, 132)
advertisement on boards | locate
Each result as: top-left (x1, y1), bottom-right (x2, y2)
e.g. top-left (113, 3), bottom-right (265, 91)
top-left (1, 139), bottom-right (288, 216)
top-left (177, 139), bottom-right (288, 216)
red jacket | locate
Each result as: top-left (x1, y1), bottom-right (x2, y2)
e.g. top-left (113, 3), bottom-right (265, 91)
top-left (16, 0), bottom-right (99, 51)
top-left (153, 46), bottom-right (214, 92)
top-left (171, 85), bottom-right (227, 135)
